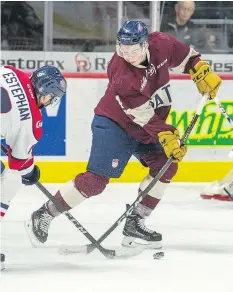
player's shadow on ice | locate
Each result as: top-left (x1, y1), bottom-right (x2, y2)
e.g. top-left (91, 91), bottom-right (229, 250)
top-left (2, 262), bottom-right (119, 275)
top-left (165, 243), bottom-right (233, 255)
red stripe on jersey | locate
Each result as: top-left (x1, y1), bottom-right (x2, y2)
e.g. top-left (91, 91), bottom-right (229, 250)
top-left (4, 66), bottom-right (43, 142)
top-left (7, 145), bottom-right (34, 171)
top-left (0, 212), bottom-right (6, 217)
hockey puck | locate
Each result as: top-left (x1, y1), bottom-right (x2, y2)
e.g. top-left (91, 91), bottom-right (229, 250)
top-left (153, 251), bottom-right (164, 259)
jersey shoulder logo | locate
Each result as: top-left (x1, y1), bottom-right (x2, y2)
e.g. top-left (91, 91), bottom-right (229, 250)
top-left (36, 120), bottom-right (42, 128)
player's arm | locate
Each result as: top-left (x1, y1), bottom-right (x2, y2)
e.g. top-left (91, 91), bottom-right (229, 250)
top-left (164, 32), bottom-right (221, 100)
top-left (7, 133), bottom-right (40, 186)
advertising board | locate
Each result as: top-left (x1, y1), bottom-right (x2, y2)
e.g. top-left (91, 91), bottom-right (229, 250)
top-left (1, 51), bottom-right (233, 73)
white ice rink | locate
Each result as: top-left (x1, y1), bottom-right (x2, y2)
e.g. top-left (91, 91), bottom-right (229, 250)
top-left (1, 183), bottom-right (233, 292)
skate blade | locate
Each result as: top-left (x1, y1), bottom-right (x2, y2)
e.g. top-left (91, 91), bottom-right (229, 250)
top-left (58, 244), bottom-right (146, 259)
top-left (24, 220), bottom-right (46, 248)
top-left (24, 220), bottom-right (59, 248)
top-left (121, 236), bottom-right (162, 250)
top-left (114, 245), bottom-right (146, 258)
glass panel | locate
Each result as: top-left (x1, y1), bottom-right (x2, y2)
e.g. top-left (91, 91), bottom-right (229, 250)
top-left (1, 1), bottom-right (44, 51)
top-left (122, 2), bottom-right (151, 31)
top-left (160, 1), bottom-right (233, 54)
top-left (52, 1), bottom-right (118, 52)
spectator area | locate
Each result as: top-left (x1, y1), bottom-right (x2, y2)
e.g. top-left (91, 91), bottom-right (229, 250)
top-left (1, 1), bottom-right (233, 53)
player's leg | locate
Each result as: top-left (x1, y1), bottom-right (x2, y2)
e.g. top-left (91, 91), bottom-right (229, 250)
top-left (25, 115), bottom-right (139, 245)
top-left (200, 168), bottom-right (233, 201)
top-left (0, 161), bottom-right (22, 270)
top-left (122, 142), bottom-right (178, 248)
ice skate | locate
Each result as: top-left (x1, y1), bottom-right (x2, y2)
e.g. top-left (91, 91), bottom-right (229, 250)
top-left (25, 205), bottom-right (54, 247)
top-left (1, 253), bottom-right (5, 271)
top-left (200, 181), bottom-right (232, 201)
top-left (122, 212), bottom-right (162, 249)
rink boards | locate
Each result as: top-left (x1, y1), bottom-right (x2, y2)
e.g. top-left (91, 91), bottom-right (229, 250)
top-left (2, 73), bottom-right (233, 182)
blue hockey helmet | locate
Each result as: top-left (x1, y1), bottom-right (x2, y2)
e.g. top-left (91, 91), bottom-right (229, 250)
top-left (30, 65), bottom-right (67, 107)
top-left (117, 21), bottom-right (148, 45)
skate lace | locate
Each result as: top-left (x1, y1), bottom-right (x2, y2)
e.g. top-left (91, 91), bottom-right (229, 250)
top-left (137, 218), bottom-right (154, 234)
top-left (39, 212), bottom-right (53, 233)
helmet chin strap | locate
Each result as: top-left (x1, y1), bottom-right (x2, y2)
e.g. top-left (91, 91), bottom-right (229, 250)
top-left (140, 47), bottom-right (147, 62)
top-left (35, 93), bottom-right (41, 108)
top-left (38, 97), bottom-right (45, 109)
top-left (142, 42), bottom-right (148, 56)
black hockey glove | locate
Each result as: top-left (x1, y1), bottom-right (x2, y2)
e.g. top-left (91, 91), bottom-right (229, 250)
top-left (22, 165), bottom-right (40, 186)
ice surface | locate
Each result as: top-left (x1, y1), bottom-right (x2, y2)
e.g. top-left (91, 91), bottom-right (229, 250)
top-left (1, 183), bottom-right (233, 292)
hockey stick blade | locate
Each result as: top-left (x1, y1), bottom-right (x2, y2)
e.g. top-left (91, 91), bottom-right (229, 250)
top-left (58, 244), bottom-right (146, 259)
top-left (35, 183), bottom-right (146, 259)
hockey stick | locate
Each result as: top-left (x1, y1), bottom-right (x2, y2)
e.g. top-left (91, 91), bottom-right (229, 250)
top-left (214, 97), bottom-right (233, 159)
top-left (213, 97), bottom-right (233, 199)
top-left (61, 93), bottom-right (210, 255)
top-left (214, 97), bottom-right (233, 128)
top-left (0, 144), bottom-right (145, 259)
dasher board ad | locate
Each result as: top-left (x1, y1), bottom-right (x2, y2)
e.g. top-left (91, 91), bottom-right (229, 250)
top-left (1, 51), bottom-right (233, 73)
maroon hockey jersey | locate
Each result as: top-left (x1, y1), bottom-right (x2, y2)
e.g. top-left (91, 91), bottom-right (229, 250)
top-left (95, 32), bottom-right (201, 144)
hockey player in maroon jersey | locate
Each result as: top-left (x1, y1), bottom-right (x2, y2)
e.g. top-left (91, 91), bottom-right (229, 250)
top-left (26, 21), bottom-right (221, 249)
top-left (0, 65), bottom-right (67, 270)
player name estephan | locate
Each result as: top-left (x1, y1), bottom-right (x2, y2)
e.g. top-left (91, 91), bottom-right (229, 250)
top-left (2, 72), bottom-right (31, 121)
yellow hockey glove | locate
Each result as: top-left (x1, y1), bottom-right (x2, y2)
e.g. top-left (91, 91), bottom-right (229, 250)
top-left (158, 130), bottom-right (187, 163)
top-left (189, 61), bottom-right (222, 99)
